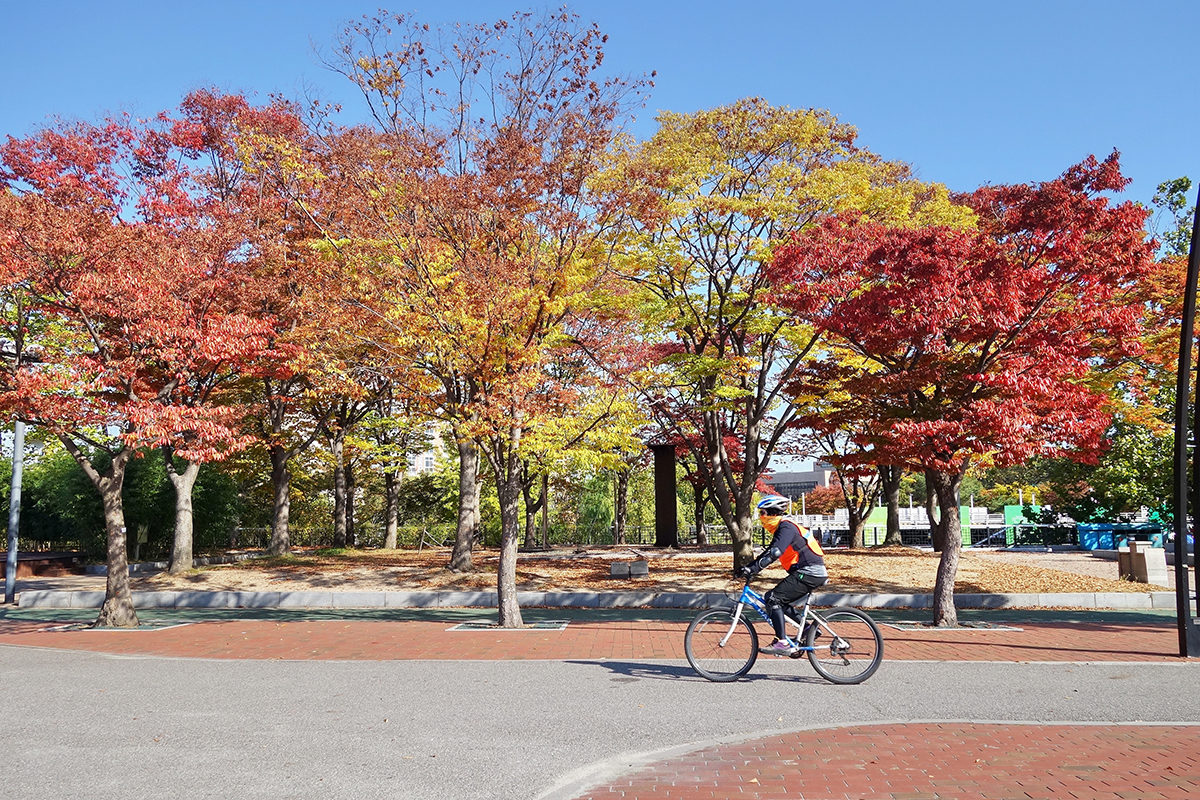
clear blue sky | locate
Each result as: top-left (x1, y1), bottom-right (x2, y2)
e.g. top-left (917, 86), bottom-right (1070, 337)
top-left (2, 0), bottom-right (1197, 231)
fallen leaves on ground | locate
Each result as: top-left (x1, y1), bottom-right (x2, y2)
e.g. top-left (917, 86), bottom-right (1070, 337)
top-left (131, 545), bottom-right (1166, 595)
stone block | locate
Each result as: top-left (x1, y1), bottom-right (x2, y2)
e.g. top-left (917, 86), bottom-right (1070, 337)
top-left (70, 591), bottom-right (106, 608)
top-left (629, 560), bottom-right (649, 577)
top-left (515, 591), bottom-right (547, 608)
top-left (702, 592), bottom-right (734, 608)
top-left (132, 592), bottom-right (178, 609)
top-left (17, 590), bottom-right (71, 608)
top-left (437, 591), bottom-right (497, 608)
top-left (1036, 592), bottom-right (1096, 608)
top-left (1120, 542), bottom-right (1170, 586)
top-left (830, 592), bottom-right (930, 609)
top-left (1094, 592), bottom-right (1152, 609)
top-left (275, 592), bottom-right (334, 608)
top-left (609, 562), bottom-right (630, 578)
top-left (175, 591), bottom-right (241, 608)
top-left (1151, 592), bottom-right (1178, 609)
top-left (954, 593), bottom-right (1024, 609)
top-left (1137, 547), bottom-right (1168, 586)
top-left (647, 592), bottom-right (707, 608)
top-left (543, 591), bottom-right (646, 608)
top-left (384, 592), bottom-right (441, 608)
top-left (237, 592), bottom-right (283, 608)
top-left (331, 592), bottom-right (386, 608)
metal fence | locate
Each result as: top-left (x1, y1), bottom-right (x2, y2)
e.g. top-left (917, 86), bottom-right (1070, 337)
top-left (18, 517), bottom-right (1142, 562)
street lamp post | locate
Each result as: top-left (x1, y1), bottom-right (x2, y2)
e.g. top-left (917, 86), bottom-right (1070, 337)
top-left (1172, 186), bottom-right (1200, 657)
top-left (5, 419), bottom-right (24, 604)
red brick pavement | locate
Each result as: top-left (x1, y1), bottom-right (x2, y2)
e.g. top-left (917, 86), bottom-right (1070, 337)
top-left (0, 616), bottom-right (1193, 662)
top-left (571, 723), bottom-right (1200, 800)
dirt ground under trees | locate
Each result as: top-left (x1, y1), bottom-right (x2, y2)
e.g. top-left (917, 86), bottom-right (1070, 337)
top-left (131, 545), bottom-right (1169, 595)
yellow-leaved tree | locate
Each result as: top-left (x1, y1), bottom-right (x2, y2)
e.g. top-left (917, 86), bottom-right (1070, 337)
top-left (322, 9), bottom-right (651, 626)
top-left (602, 98), bottom-right (974, 567)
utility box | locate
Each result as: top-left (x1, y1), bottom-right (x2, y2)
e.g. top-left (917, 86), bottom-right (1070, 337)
top-left (1118, 540), bottom-right (1169, 586)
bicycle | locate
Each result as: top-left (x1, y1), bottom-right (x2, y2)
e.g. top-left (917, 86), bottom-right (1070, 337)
top-left (684, 577), bottom-right (884, 684)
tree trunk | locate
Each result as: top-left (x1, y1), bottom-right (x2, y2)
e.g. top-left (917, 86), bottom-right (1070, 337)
top-left (692, 481), bottom-right (708, 546)
top-left (848, 508), bottom-right (866, 549)
top-left (879, 465), bottom-right (903, 547)
top-left (163, 449), bottom-right (201, 575)
top-left (345, 458), bottom-right (356, 548)
top-left (613, 469), bottom-right (628, 545)
top-left (929, 469), bottom-right (965, 627)
top-left (924, 467), bottom-right (944, 552)
top-left (539, 473), bottom-right (549, 549)
top-left (493, 428), bottom-right (525, 628)
top-left (730, 501), bottom-right (755, 570)
top-left (59, 437), bottom-right (139, 629)
top-left (96, 479), bottom-right (138, 628)
top-left (522, 465), bottom-right (540, 550)
top-left (472, 480), bottom-right (482, 548)
top-left (269, 445), bottom-right (291, 555)
top-left (449, 438), bottom-right (479, 572)
top-left (331, 430), bottom-right (347, 548)
top-left (383, 470), bottom-right (400, 549)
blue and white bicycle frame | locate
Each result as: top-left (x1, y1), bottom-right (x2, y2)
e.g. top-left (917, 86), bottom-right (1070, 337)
top-left (724, 580), bottom-right (838, 653)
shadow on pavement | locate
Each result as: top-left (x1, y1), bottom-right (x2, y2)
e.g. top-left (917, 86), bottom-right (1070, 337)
top-left (565, 659), bottom-right (826, 684)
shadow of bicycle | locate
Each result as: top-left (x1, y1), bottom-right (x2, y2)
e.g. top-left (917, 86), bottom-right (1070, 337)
top-left (564, 659), bottom-right (826, 684)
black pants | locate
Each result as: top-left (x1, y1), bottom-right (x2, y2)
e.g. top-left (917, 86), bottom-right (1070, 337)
top-left (765, 571), bottom-right (828, 640)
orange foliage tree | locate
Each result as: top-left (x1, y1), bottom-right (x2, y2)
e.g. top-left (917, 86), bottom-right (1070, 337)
top-left (0, 113), bottom-right (278, 625)
top-left (322, 10), bottom-right (650, 626)
top-left (169, 89), bottom-right (334, 556)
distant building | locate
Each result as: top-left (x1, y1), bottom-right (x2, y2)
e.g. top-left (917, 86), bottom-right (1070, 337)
top-left (406, 426), bottom-right (444, 476)
top-left (763, 461), bottom-right (836, 498)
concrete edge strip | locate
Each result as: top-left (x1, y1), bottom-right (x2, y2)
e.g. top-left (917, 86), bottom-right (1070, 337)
top-left (531, 717), bottom-right (1200, 800)
top-left (14, 589), bottom-right (1180, 610)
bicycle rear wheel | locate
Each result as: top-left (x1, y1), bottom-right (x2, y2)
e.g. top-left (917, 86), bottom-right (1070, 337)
top-left (685, 608), bottom-right (759, 682)
top-left (805, 608), bottom-right (883, 685)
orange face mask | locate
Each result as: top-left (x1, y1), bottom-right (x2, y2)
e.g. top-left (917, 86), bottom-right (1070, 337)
top-left (760, 514), bottom-right (781, 534)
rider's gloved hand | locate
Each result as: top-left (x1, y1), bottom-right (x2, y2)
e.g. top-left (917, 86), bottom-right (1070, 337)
top-left (734, 564), bottom-right (754, 578)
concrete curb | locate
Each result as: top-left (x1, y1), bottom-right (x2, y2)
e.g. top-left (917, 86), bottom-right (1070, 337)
top-left (14, 589), bottom-right (1181, 610)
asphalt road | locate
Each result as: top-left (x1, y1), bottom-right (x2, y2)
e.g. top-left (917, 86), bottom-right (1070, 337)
top-left (1, 646), bottom-right (1196, 800)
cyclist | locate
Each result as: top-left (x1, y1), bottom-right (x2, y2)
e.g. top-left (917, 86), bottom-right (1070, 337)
top-left (735, 495), bottom-right (828, 655)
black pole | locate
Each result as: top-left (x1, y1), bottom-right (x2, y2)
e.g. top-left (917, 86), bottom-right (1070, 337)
top-left (650, 444), bottom-right (678, 547)
top-left (1172, 186), bottom-right (1200, 657)
top-left (5, 420), bottom-right (25, 604)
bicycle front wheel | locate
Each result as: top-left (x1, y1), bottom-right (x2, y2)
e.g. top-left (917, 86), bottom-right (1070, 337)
top-left (685, 608), bottom-right (759, 682)
top-left (806, 608), bottom-right (883, 685)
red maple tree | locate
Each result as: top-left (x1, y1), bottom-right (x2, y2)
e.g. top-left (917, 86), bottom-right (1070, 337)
top-left (0, 111), bottom-right (279, 625)
top-left (168, 89), bottom-right (333, 557)
top-left (767, 153), bottom-right (1155, 625)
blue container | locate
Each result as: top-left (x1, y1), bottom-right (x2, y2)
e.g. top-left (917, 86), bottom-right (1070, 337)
top-left (1078, 523), bottom-right (1114, 550)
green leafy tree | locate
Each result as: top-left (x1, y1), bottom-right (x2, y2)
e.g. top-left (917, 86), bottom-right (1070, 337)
top-left (1151, 176), bottom-right (1194, 258)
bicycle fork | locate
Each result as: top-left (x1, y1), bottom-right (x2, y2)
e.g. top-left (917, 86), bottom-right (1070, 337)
top-left (719, 603), bottom-right (748, 647)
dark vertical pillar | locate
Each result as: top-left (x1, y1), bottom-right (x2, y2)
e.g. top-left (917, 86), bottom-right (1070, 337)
top-left (651, 444), bottom-right (678, 548)
top-left (1173, 186), bottom-right (1200, 657)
